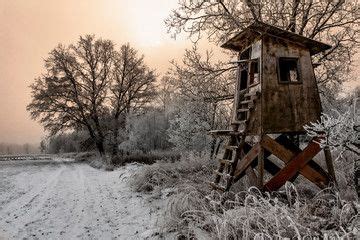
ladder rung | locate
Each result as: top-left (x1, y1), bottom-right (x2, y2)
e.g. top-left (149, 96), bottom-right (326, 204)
top-left (244, 91), bottom-right (261, 98)
top-left (240, 100), bottom-right (253, 105)
top-left (218, 159), bottom-right (233, 165)
top-left (231, 120), bottom-right (248, 125)
top-left (209, 182), bottom-right (226, 191)
top-left (209, 130), bottom-right (244, 136)
top-left (224, 145), bottom-right (238, 150)
top-left (213, 170), bottom-right (232, 179)
top-left (238, 106), bottom-right (255, 113)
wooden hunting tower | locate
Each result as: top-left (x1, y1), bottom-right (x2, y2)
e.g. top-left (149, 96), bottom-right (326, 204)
top-left (210, 21), bottom-right (336, 192)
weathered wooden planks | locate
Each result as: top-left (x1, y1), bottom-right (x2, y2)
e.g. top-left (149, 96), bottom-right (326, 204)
top-left (264, 138), bottom-right (322, 191)
top-left (261, 135), bottom-right (329, 189)
top-left (261, 34), bottom-right (322, 134)
top-left (275, 135), bottom-right (330, 186)
top-left (233, 143), bottom-right (261, 179)
top-left (211, 21), bottom-right (334, 192)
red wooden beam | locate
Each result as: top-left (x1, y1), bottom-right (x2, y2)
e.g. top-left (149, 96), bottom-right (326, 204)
top-left (264, 138), bottom-right (322, 191)
top-left (233, 143), bottom-right (261, 181)
top-left (261, 135), bottom-right (329, 189)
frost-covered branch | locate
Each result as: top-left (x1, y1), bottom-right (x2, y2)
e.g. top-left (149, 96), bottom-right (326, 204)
top-left (304, 98), bottom-right (359, 156)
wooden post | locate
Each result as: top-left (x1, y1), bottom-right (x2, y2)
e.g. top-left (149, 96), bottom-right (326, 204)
top-left (324, 146), bottom-right (337, 185)
top-left (232, 59), bottom-right (242, 123)
top-left (257, 146), bottom-right (264, 189)
top-left (246, 167), bottom-right (258, 188)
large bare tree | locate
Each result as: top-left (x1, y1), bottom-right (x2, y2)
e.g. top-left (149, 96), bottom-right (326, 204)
top-left (166, 0), bottom-right (360, 97)
top-left (110, 44), bottom-right (156, 157)
top-left (27, 35), bottom-right (156, 163)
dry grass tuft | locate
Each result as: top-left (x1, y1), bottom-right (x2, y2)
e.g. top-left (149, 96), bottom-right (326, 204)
top-left (163, 183), bottom-right (360, 239)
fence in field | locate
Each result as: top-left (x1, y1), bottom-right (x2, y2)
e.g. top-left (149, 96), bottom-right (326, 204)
top-left (0, 154), bottom-right (53, 161)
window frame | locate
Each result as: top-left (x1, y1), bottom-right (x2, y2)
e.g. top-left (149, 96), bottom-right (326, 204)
top-left (277, 57), bottom-right (302, 84)
top-left (248, 58), bottom-right (260, 87)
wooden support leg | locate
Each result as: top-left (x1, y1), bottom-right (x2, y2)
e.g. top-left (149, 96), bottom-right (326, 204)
top-left (233, 143), bottom-right (261, 181)
top-left (257, 147), bottom-right (264, 189)
top-left (246, 167), bottom-right (258, 188)
top-left (324, 146), bottom-right (337, 185)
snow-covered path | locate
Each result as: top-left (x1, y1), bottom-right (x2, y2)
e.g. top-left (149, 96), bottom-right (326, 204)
top-left (0, 159), bottom-right (163, 240)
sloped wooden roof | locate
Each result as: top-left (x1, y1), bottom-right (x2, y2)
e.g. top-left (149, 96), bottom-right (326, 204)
top-left (221, 21), bottom-right (331, 55)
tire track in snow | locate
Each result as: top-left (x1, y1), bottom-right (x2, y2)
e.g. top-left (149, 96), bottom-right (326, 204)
top-left (0, 165), bottom-right (65, 224)
top-left (0, 160), bottom-right (164, 239)
top-left (15, 163), bottom-right (80, 239)
top-left (78, 166), bottom-right (115, 239)
top-left (15, 162), bottom-right (95, 239)
top-left (0, 168), bottom-right (66, 239)
top-left (61, 163), bottom-right (88, 239)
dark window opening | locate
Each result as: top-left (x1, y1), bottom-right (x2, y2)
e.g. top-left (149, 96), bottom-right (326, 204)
top-left (240, 47), bottom-right (251, 60)
top-left (249, 60), bottom-right (259, 85)
top-left (239, 69), bottom-right (248, 90)
top-left (278, 58), bottom-right (300, 83)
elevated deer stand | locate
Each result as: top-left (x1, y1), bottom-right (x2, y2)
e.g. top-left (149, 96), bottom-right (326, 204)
top-left (210, 21), bottom-right (336, 192)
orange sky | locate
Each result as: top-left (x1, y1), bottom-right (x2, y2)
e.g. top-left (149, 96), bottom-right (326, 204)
top-left (0, 0), bottom-right (358, 145)
top-left (0, 0), bottom-right (197, 144)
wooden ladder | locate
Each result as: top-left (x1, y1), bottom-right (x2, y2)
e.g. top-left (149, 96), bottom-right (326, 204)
top-left (209, 90), bottom-right (259, 191)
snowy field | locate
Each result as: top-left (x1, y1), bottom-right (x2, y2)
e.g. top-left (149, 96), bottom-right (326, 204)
top-left (0, 158), bottom-right (163, 240)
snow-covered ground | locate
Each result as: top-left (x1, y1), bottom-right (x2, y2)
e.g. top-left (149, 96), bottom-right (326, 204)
top-left (0, 158), bottom-right (164, 240)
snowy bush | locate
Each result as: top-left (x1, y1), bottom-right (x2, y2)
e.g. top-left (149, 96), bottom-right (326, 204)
top-left (117, 109), bottom-right (171, 154)
top-left (130, 152), bottom-right (215, 193)
top-left (167, 99), bottom-right (213, 152)
top-left (305, 97), bottom-right (359, 197)
top-left (304, 98), bottom-right (359, 157)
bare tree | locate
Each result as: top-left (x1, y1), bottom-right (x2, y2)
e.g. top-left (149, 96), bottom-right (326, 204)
top-left (167, 46), bottom-right (235, 102)
top-left (40, 139), bottom-right (47, 153)
top-left (27, 35), bottom-right (156, 163)
top-left (166, 0), bottom-right (360, 96)
top-left (110, 44), bottom-right (157, 157)
top-left (28, 35), bottom-right (113, 158)
top-left (166, 46), bottom-right (235, 132)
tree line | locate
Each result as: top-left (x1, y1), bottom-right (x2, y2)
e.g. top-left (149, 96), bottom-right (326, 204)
top-left (0, 143), bottom-right (40, 155)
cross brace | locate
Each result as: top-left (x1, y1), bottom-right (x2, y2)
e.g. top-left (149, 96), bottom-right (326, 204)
top-left (229, 134), bottom-right (335, 192)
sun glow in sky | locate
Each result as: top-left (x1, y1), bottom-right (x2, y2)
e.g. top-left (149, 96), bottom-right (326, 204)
top-left (125, 0), bottom-right (176, 47)
top-left (0, 0), bottom-right (191, 144)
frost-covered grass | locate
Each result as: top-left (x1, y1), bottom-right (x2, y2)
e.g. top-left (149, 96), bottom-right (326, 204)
top-left (164, 184), bottom-right (360, 239)
top-left (130, 152), bottom-right (218, 193)
top-left (132, 150), bottom-right (360, 239)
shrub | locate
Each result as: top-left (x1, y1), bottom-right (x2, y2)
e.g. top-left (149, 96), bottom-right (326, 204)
top-left (112, 151), bottom-right (180, 166)
top-left (130, 152), bottom-right (217, 193)
top-left (74, 151), bottom-right (97, 161)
